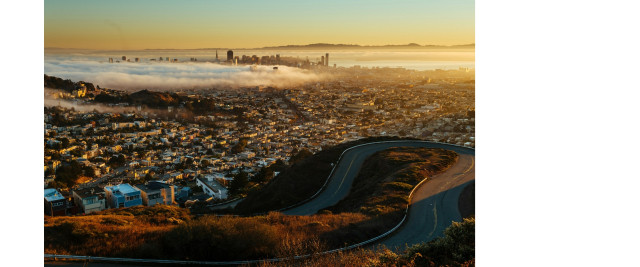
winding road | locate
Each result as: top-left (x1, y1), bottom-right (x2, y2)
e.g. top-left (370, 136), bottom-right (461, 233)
top-left (281, 141), bottom-right (475, 249)
top-left (45, 141), bottom-right (475, 265)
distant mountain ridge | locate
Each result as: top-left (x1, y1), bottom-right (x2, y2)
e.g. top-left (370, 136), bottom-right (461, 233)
top-left (141, 43), bottom-right (475, 51)
top-left (258, 43), bottom-right (475, 50)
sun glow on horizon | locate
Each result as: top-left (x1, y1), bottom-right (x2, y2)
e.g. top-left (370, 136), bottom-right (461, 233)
top-left (45, 0), bottom-right (474, 50)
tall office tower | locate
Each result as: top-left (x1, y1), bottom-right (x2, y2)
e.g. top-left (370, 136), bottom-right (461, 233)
top-left (325, 53), bottom-right (329, 66)
top-left (227, 50), bottom-right (233, 62)
top-left (122, 56), bottom-right (127, 61)
top-left (321, 56), bottom-right (325, 66)
top-left (276, 54), bottom-right (280, 65)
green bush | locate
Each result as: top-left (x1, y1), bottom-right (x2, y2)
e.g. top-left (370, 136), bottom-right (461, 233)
top-left (400, 217), bottom-right (475, 266)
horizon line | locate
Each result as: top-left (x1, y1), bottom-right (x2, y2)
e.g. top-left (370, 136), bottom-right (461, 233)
top-left (45, 43), bottom-right (476, 51)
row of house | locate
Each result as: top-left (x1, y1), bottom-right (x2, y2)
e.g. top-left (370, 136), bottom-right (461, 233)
top-left (44, 181), bottom-right (177, 216)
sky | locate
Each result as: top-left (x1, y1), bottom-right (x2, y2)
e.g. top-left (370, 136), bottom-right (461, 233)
top-left (44, 0), bottom-right (474, 50)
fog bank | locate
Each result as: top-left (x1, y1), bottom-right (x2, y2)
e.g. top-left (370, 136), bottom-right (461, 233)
top-left (44, 60), bottom-right (327, 91)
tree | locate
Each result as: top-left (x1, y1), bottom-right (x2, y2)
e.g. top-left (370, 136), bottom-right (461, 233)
top-left (201, 159), bottom-right (210, 168)
top-left (59, 137), bottom-right (70, 148)
top-left (252, 167), bottom-right (274, 183)
top-left (55, 161), bottom-right (83, 188)
top-left (270, 159), bottom-right (286, 172)
top-left (108, 154), bottom-right (126, 167)
top-left (288, 149), bottom-right (313, 165)
top-left (231, 138), bottom-right (249, 154)
top-left (229, 171), bottom-right (249, 194)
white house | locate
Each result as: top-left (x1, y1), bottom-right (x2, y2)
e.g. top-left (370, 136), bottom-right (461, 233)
top-left (196, 176), bottom-right (228, 200)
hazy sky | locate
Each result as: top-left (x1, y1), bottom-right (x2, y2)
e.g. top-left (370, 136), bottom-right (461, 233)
top-left (45, 0), bottom-right (474, 50)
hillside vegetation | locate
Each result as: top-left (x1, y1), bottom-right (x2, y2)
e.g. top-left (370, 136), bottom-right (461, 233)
top-left (234, 136), bottom-right (419, 214)
top-left (45, 205), bottom-right (368, 261)
top-left (259, 218), bottom-right (475, 267)
top-left (329, 147), bottom-right (458, 215)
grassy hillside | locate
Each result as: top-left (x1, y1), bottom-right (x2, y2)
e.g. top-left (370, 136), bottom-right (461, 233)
top-left (44, 205), bottom-right (189, 258)
top-left (234, 136), bottom-right (419, 214)
top-left (45, 205), bottom-right (369, 261)
top-left (259, 218), bottom-right (475, 267)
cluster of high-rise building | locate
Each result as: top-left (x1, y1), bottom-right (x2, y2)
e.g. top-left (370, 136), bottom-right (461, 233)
top-left (106, 51), bottom-right (331, 69)
top-left (224, 50), bottom-right (332, 69)
top-left (108, 56), bottom-right (178, 63)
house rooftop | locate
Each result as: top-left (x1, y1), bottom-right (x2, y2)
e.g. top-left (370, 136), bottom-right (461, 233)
top-left (197, 177), bottom-right (227, 194)
top-left (134, 181), bottom-right (172, 192)
top-left (73, 187), bottom-right (105, 199)
top-left (105, 183), bottom-right (140, 196)
top-left (44, 188), bottom-right (65, 202)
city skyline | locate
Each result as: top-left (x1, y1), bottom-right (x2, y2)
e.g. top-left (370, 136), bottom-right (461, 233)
top-left (45, 0), bottom-right (475, 50)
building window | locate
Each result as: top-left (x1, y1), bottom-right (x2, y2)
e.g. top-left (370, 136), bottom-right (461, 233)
top-left (125, 195), bottom-right (140, 201)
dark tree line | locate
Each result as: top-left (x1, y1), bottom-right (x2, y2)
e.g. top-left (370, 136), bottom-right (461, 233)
top-left (45, 74), bottom-right (95, 92)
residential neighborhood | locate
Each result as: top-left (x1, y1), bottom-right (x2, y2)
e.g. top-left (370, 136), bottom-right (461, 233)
top-left (43, 66), bottom-right (475, 216)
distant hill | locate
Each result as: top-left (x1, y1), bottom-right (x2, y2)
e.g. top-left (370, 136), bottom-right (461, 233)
top-left (129, 89), bottom-right (179, 107)
top-left (92, 89), bottom-right (181, 108)
top-left (44, 74), bottom-right (96, 92)
top-left (157, 43), bottom-right (475, 51)
top-left (257, 43), bottom-right (475, 50)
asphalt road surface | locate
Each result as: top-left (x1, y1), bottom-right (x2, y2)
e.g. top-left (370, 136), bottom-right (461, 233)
top-left (281, 141), bottom-right (475, 249)
top-left (377, 155), bottom-right (474, 250)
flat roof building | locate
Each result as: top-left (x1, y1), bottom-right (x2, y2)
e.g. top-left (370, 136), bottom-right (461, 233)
top-left (134, 181), bottom-right (175, 206)
top-left (44, 188), bottom-right (69, 216)
top-left (72, 187), bottom-right (106, 214)
top-left (104, 183), bottom-right (142, 209)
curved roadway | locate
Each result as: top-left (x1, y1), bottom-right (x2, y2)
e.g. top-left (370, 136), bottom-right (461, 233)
top-left (281, 141), bottom-right (475, 250)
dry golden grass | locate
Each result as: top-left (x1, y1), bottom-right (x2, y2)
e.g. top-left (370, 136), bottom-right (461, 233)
top-left (44, 206), bottom-right (369, 261)
top-left (45, 213), bottom-right (172, 258)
